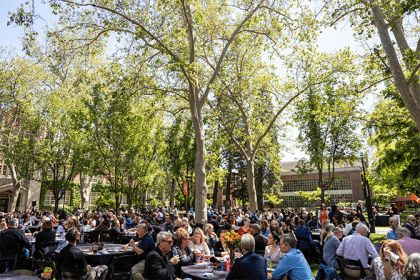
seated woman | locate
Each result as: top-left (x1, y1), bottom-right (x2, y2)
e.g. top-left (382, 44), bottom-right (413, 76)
top-left (90, 215), bottom-right (111, 242)
top-left (404, 253), bottom-right (420, 280)
top-left (238, 218), bottom-right (251, 236)
top-left (204, 223), bottom-right (218, 249)
top-left (261, 220), bottom-right (270, 239)
top-left (264, 232), bottom-right (284, 268)
top-left (109, 219), bottom-right (125, 243)
top-left (373, 239), bottom-right (408, 280)
top-left (214, 229), bottom-right (229, 258)
top-left (34, 220), bottom-right (56, 258)
top-left (170, 228), bottom-right (194, 277)
top-left (323, 226), bottom-right (342, 269)
top-left (189, 227), bottom-right (210, 257)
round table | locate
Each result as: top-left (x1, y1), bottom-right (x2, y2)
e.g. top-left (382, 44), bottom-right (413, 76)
top-left (55, 243), bottom-right (135, 267)
top-left (0, 275), bottom-right (40, 280)
top-left (375, 215), bottom-right (390, 226)
top-left (181, 264), bottom-right (273, 280)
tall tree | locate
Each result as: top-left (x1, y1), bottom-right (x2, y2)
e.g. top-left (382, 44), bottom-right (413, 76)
top-left (326, 0), bottom-right (420, 132)
top-left (9, 0), bottom-right (304, 220)
top-left (293, 84), bottom-right (361, 204)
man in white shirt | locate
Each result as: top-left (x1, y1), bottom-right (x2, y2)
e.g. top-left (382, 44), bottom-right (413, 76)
top-left (336, 223), bottom-right (379, 268)
top-left (343, 216), bottom-right (354, 236)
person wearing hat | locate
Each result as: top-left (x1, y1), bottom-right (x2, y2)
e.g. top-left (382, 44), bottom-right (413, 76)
top-left (249, 224), bottom-right (267, 255)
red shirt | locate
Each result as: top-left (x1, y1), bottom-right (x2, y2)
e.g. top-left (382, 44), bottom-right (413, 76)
top-left (238, 226), bottom-right (251, 236)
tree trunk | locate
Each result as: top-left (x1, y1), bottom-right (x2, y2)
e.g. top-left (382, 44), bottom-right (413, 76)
top-left (319, 171), bottom-right (325, 204)
top-left (162, 189), bottom-right (166, 205)
top-left (80, 173), bottom-right (93, 211)
top-left (246, 159), bottom-right (257, 212)
top-left (256, 165), bottom-right (264, 210)
top-left (212, 180), bottom-right (218, 209)
top-left (128, 185), bottom-right (133, 211)
top-left (369, 1), bottom-right (420, 132)
top-left (170, 179), bottom-right (176, 208)
top-left (8, 164), bottom-right (21, 212)
top-left (226, 152), bottom-right (232, 206)
top-left (54, 197), bottom-right (60, 214)
top-left (140, 188), bottom-right (145, 206)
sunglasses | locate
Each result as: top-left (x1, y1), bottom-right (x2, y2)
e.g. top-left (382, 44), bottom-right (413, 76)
top-left (163, 240), bottom-right (173, 244)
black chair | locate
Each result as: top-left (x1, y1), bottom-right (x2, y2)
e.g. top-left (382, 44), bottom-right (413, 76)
top-left (99, 230), bottom-right (110, 242)
top-left (41, 241), bottom-right (59, 260)
top-left (336, 257), bottom-right (367, 279)
top-left (296, 235), bottom-right (314, 263)
top-left (110, 254), bottom-right (135, 279)
top-left (0, 244), bottom-right (20, 272)
top-left (34, 252), bottom-right (60, 280)
top-left (60, 266), bottom-right (82, 280)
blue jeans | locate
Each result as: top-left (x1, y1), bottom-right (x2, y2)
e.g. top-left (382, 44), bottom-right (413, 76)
top-left (1, 249), bottom-right (30, 270)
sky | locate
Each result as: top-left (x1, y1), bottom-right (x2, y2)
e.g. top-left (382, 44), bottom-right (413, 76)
top-left (0, 0), bottom-right (369, 162)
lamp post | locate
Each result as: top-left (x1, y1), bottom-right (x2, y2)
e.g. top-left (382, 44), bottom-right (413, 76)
top-left (360, 152), bottom-right (375, 233)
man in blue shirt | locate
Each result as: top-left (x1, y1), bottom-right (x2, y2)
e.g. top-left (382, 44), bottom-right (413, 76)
top-left (272, 234), bottom-right (314, 280)
top-left (122, 224), bottom-right (155, 280)
top-left (386, 217), bottom-right (399, 240)
top-left (226, 234), bottom-right (267, 280)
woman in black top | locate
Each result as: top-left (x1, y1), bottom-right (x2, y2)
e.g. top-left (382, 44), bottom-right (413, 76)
top-left (109, 219), bottom-right (125, 243)
top-left (34, 220), bottom-right (56, 258)
top-left (214, 229), bottom-right (229, 257)
top-left (169, 228), bottom-right (194, 277)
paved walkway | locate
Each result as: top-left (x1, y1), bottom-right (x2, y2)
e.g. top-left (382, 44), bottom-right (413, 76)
top-left (374, 227), bottom-right (389, 234)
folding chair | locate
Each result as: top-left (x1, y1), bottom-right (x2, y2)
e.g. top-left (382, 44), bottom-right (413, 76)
top-left (0, 244), bottom-right (20, 272)
top-left (34, 252), bottom-right (60, 280)
top-left (110, 254), bottom-right (135, 279)
top-left (336, 257), bottom-right (367, 280)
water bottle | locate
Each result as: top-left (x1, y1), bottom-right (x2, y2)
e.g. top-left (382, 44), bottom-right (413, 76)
top-left (210, 248), bottom-right (215, 258)
top-left (221, 260), bottom-right (224, 271)
top-left (173, 247), bottom-right (177, 257)
top-left (226, 261), bottom-right (230, 271)
top-left (267, 251), bottom-right (272, 270)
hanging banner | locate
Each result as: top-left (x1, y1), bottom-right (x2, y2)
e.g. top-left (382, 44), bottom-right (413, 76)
top-left (411, 193), bottom-right (420, 203)
top-left (183, 182), bottom-right (188, 196)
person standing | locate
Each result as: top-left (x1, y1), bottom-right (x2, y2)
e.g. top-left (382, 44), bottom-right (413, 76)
top-left (318, 203), bottom-right (329, 224)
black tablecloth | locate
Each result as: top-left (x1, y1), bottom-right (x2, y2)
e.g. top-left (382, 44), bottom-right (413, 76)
top-left (375, 215), bottom-right (390, 226)
top-left (55, 243), bottom-right (135, 267)
top-left (181, 265), bottom-right (273, 280)
top-left (27, 226), bottom-right (39, 234)
top-left (0, 275), bottom-right (40, 280)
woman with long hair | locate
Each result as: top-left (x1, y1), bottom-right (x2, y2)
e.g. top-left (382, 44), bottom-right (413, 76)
top-left (318, 203), bottom-right (329, 224)
top-left (204, 223), bottom-right (219, 249)
top-left (170, 228), bottom-right (194, 277)
top-left (261, 220), bottom-right (269, 239)
top-left (189, 227), bottom-right (210, 256)
top-left (373, 239), bottom-right (408, 280)
top-left (213, 229), bottom-right (229, 257)
top-left (238, 218), bottom-right (251, 236)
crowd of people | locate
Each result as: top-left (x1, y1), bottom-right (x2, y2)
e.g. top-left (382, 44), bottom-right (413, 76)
top-left (0, 202), bottom-right (420, 280)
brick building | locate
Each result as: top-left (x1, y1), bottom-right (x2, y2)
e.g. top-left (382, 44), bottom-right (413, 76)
top-left (279, 161), bottom-right (365, 208)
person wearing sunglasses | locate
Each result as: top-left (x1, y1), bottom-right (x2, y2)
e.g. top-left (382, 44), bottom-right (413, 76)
top-left (143, 231), bottom-right (181, 280)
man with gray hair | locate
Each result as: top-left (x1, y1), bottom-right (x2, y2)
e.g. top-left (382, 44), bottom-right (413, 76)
top-left (0, 217), bottom-right (31, 269)
top-left (397, 227), bottom-right (420, 256)
top-left (143, 231), bottom-right (180, 280)
top-left (386, 217), bottom-right (400, 240)
top-left (336, 223), bottom-right (379, 269)
top-left (226, 234), bottom-right (267, 280)
top-left (402, 215), bottom-right (420, 240)
top-left (121, 224), bottom-right (155, 280)
top-left (272, 234), bottom-right (314, 280)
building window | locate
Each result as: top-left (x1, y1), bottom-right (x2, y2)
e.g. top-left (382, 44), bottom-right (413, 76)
top-left (2, 165), bottom-right (7, 176)
top-left (44, 190), bottom-right (71, 206)
top-left (90, 192), bottom-right (102, 205)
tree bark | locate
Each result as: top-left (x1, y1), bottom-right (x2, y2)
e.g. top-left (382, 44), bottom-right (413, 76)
top-left (256, 165), bottom-right (264, 210)
top-left (226, 153), bottom-right (232, 207)
top-left (212, 180), bottom-right (219, 209)
top-left (246, 159), bottom-right (257, 212)
top-left (162, 189), bottom-right (166, 205)
top-left (369, 1), bottom-right (420, 132)
top-left (80, 173), bottom-right (93, 211)
top-left (8, 164), bottom-right (21, 212)
top-left (170, 179), bottom-right (176, 208)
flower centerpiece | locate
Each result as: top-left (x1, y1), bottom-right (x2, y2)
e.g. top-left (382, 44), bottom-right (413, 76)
top-left (223, 230), bottom-right (241, 265)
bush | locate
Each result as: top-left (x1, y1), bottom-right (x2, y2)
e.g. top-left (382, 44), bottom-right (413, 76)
top-left (95, 193), bottom-right (116, 209)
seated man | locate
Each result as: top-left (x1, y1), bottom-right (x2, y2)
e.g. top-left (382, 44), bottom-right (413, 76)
top-left (226, 234), bottom-right (267, 280)
top-left (0, 218), bottom-right (30, 269)
top-left (336, 223), bottom-right (379, 270)
top-left (307, 216), bottom-right (320, 230)
top-left (143, 231), bottom-right (181, 280)
top-left (397, 227), bottom-right (420, 256)
top-left (57, 229), bottom-right (108, 280)
top-left (272, 234), bottom-right (314, 280)
top-left (342, 216), bottom-right (354, 236)
top-left (402, 215), bottom-right (420, 240)
top-left (121, 224), bottom-right (155, 280)
top-left (249, 224), bottom-right (267, 255)
top-left (386, 217), bottom-right (399, 240)
top-left (347, 221), bottom-right (358, 236)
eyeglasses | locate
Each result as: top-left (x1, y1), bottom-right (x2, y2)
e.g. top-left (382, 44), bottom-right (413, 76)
top-left (163, 240), bottom-right (173, 244)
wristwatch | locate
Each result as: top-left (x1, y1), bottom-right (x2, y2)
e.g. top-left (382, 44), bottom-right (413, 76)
top-left (384, 258), bottom-right (391, 262)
